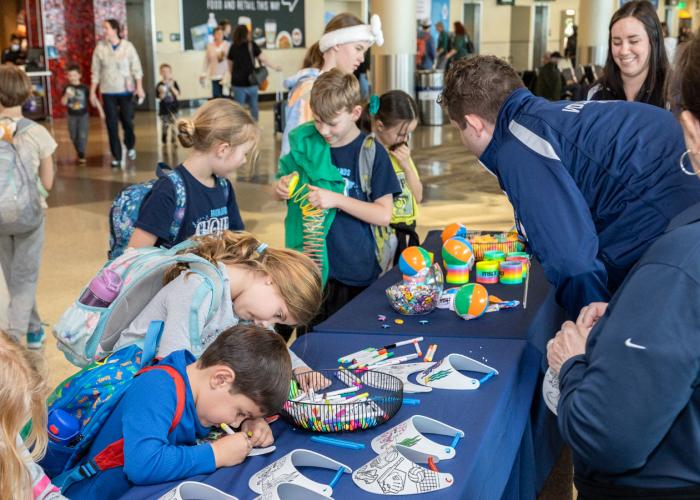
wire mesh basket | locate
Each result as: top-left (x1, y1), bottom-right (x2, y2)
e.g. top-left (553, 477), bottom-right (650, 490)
top-left (467, 230), bottom-right (526, 260)
top-left (281, 369), bottom-right (403, 433)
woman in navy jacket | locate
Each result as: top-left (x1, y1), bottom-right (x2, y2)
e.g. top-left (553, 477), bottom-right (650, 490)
top-left (547, 37), bottom-right (700, 499)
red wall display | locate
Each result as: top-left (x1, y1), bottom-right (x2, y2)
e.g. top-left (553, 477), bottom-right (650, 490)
top-left (27, 0), bottom-right (126, 118)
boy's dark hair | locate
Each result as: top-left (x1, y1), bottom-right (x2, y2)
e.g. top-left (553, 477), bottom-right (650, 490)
top-left (441, 55), bottom-right (524, 128)
top-left (359, 90), bottom-right (418, 134)
top-left (159, 63), bottom-right (172, 71)
top-left (310, 68), bottom-right (362, 123)
top-left (0, 64), bottom-right (32, 107)
top-left (66, 64), bottom-right (81, 74)
top-left (198, 325), bottom-right (292, 415)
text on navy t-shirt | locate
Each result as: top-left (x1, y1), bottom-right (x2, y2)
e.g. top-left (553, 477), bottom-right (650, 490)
top-left (326, 132), bottom-right (401, 286)
top-left (135, 165), bottom-right (244, 247)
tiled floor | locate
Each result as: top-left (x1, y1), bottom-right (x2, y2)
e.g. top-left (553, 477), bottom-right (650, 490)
top-left (1, 104), bottom-right (515, 388)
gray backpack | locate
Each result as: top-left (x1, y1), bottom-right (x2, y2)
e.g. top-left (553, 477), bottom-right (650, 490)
top-left (358, 134), bottom-right (398, 274)
top-left (0, 118), bottom-right (43, 235)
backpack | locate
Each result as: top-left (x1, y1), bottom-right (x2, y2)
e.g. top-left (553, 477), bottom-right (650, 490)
top-left (0, 117), bottom-right (43, 235)
top-left (108, 163), bottom-right (229, 260)
top-left (40, 321), bottom-right (187, 491)
top-left (53, 240), bottom-right (225, 367)
top-left (358, 135), bottom-right (398, 275)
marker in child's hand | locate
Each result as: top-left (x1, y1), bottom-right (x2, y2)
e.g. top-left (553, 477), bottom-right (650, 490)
top-left (220, 423), bottom-right (253, 439)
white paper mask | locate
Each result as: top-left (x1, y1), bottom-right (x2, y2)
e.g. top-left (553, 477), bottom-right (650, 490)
top-left (353, 445), bottom-right (454, 495)
top-left (371, 415), bottom-right (464, 460)
top-left (416, 353), bottom-right (498, 390)
top-left (158, 481), bottom-right (238, 500)
top-left (254, 482), bottom-right (335, 500)
top-left (249, 449), bottom-right (351, 498)
top-left (362, 362), bottom-right (434, 393)
top-left (543, 367), bottom-right (560, 415)
top-left (249, 445), bottom-right (276, 456)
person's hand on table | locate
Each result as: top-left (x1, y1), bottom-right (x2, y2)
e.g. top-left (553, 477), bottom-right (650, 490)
top-left (576, 302), bottom-right (609, 330)
top-left (240, 417), bottom-right (274, 448)
top-left (210, 431), bottom-right (251, 467)
top-left (294, 367), bottom-right (332, 391)
top-left (547, 320), bottom-right (590, 375)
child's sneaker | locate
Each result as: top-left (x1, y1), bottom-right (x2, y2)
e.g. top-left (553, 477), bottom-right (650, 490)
top-left (26, 327), bottom-right (45, 349)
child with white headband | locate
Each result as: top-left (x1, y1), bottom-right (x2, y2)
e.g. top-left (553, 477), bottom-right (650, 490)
top-left (280, 13), bottom-right (384, 155)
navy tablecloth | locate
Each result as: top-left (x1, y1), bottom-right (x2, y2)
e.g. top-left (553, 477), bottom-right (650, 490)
top-left (122, 332), bottom-right (541, 500)
top-left (315, 231), bottom-right (553, 340)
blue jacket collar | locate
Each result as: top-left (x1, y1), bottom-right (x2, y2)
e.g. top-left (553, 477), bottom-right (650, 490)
top-left (478, 87), bottom-right (532, 175)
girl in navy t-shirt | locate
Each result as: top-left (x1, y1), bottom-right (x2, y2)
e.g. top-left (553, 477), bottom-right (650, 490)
top-left (128, 99), bottom-right (256, 249)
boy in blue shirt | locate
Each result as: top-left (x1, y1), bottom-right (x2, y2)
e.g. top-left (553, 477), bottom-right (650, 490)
top-left (275, 69), bottom-right (401, 328)
top-left (64, 325), bottom-right (291, 499)
top-left (440, 56), bottom-right (700, 319)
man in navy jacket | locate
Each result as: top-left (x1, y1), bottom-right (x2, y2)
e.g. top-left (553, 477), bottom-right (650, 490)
top-left (441, 56), bottom-right (700, 318)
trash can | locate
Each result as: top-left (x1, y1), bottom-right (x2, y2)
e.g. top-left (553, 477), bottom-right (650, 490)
top-left (416, 70), bottom-right (445, 126)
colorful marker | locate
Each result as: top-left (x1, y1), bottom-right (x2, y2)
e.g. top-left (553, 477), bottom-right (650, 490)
top-left (424, 344), bottom-right (438, 362)
top-left (338, 347), bottom-right (376, 364)
top-left (310, 435), bottom-right (365, 450)
top-left (379, 337), bottom-right (424, 350)
top-left (371, 352), bottom-right (419, 368)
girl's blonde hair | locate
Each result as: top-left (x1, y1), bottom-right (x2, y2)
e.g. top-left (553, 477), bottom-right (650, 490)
top-left (0, 333), bottom-right (49, 500)
top-left (176, 99), bottom-right (260, 152)
top-left (164, 231), bottom-right (322, 326)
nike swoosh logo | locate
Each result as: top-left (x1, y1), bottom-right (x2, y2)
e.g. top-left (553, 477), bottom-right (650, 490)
top-left (625, 338), bottom-right (646, 350)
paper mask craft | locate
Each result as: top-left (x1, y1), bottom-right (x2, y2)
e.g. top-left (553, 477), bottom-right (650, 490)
top-left (416, 353), bottom-right (498, 390)
top-left (249, 445), bottom-right (276, 456)
top-left (158, 481), bottom-right (238, 500)
top-left (363, 362), bottom-right (435, 393)
top-left (353, 445), bottom-right (454, 495)
top-left (249, 449), bottom-right (351, 498)
top-left (254, 482), bottom-right (335, 500)
top-left (371, 415), bottom-right (464, 460)
top-left (542, 367), bottom-right (560, 415)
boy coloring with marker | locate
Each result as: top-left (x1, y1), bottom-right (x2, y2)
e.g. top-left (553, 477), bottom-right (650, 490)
top-left (64, 326), bottom-right (291, 499)
top-left (275, 69), bottom-right (401, 327)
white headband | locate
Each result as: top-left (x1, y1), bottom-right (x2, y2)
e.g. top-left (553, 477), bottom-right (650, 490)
top-left (319, 14), bottom-right (384, 53)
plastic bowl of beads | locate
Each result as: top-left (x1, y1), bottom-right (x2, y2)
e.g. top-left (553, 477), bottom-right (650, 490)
top-left (467, 230), bottom-right (526, 260)
top-left (385, 264), bottom-right (444, 315)
top-left (281, 369), bottom-right (403, 433)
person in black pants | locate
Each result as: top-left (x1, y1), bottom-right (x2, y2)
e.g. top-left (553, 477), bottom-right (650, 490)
top-left (90, 19), bottom-right (144, 167)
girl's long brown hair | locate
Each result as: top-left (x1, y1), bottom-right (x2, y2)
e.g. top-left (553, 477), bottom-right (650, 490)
top-left (164, 231), bottom-right (322, 326)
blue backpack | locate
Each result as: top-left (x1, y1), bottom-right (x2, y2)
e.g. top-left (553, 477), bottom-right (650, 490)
top-left (40, 321), bottom-right (187, 490)
top-left (53, 240), bottom-right (225, 367)
top-left (108, 163), bottom-right (229, 260)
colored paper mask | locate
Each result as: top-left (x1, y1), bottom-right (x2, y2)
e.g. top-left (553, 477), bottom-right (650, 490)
top-left (249, 449), bottom-right (351, 498)
top-left (416, 353), bottom-right (498, 390)
top-left (353, 445), bottom-right (454, 495)
top-left (371, 415), bottom-right (464, 460)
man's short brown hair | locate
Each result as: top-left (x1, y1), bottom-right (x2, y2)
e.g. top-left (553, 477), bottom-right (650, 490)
top-left (441, 56), bottom-right (524, 128)
top-left (310, 68), bottom-right (362, 123)
top-left (0, 64), bottom-right (32, 108)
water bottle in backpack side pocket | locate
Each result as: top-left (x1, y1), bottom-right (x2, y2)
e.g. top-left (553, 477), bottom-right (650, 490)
top-left (79, 269), bottom-right (122, 307)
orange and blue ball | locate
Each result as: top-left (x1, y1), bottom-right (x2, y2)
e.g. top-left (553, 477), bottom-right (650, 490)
top-left (441, 223), bottom-right (468, 243)
top-left (454, 283), bottom-right (489, 320)
top-left (399, 246), bottom-right (433, 277)
top-left (442, 237), bottom-right (475, 268)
